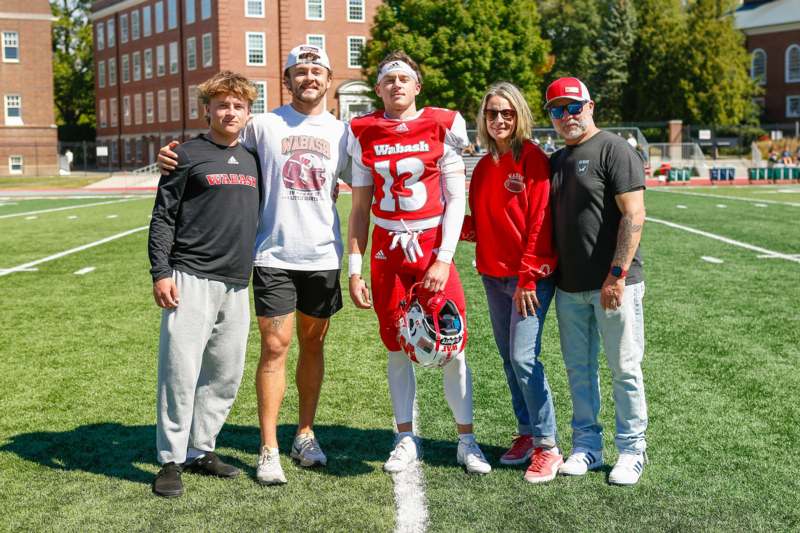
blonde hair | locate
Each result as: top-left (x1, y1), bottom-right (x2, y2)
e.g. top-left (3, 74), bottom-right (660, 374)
top-left (476, 82), bottom-right (533, 162)
top-left (197, 70), bottom-right (257, 107)
top-left (377, 50), bottom-right (423, 84)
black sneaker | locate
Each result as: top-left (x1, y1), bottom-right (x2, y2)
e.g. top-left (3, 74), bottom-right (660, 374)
top-left (153, 462), bottom-right (183, 498)
top-left (183, 452), bottom-right (240, 478)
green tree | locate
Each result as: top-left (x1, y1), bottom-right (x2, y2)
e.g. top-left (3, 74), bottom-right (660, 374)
top-left (624, 0), bottom-right (688, 121)
top-left (591, 0), bottom-right (637, 123)
top-left (363, 0), bottom-right (551, 122)
top-left (680, 0), bottom-right (757, 126)
top-left (539, 0), bottom-right (601, 84)
top-left (51, 0), bottom-right (94, 130)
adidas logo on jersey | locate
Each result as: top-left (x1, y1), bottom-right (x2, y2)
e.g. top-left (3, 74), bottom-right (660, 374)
top-left (227, 156), bottom-right (239, 165)
top-left (374, 249), bottom-right (387, 260)
top-left (395, 123), bottom-right (409, 133)
top-left (374, 140), bottom-right (430, 156)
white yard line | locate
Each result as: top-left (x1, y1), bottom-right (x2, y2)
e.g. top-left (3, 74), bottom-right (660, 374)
top-left (74, 266), bottom-right (96, 275)
top-left (647, 217), bottom-right (800, 264)
top-left (0, 226), bottom-right (148, 277)
top-left (701, 256), bottom-right (724, 264)
top-left (0, 267), bottom-right (37, 274)
top-left (392, 398), bottom-right (428, 533)
top-left (0, 198), bottom-right (138, 219)
top-left (649, 188), bottom-right (800, 207)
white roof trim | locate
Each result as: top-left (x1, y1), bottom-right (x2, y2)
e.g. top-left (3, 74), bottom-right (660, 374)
top-left (735, 0), bottom-right (800, 31)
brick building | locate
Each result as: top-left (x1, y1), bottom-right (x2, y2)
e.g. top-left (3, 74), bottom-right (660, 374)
top-left (90, 0), bottom-right (380, 168)
top-left (735, 0), bottom-right (800, 124)
top-left (0, 0), bottom-right (58, 176)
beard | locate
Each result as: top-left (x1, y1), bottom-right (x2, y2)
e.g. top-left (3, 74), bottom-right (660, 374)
top-left (557, 117), bottom-right (590, 141)
top-left (291, 82), bottom-right (327, 105)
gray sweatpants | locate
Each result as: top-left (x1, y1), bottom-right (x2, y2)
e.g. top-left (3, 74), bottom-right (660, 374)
top-left (156, 270), bottom-right (250, 465)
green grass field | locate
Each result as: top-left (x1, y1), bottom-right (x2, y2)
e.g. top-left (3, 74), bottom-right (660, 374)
top-left (1, 185), bottom-right (798, 532)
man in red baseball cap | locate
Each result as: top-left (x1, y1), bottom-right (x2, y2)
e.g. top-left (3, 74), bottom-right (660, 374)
top-left (545, 77), bottom-right (651, 486)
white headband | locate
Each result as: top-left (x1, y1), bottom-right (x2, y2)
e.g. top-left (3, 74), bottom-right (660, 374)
top-left (377, 60), bottom-right (419, 84)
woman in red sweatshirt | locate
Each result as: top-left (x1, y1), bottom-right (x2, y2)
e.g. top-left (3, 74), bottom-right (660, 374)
top-left (461, 82), bottom-right (561, 483)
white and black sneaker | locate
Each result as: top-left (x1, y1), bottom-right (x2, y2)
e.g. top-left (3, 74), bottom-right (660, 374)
top-left (609, 451), bottom-right (648, 486)
top-left (558, 448), bottom-right (603, 476)
top-left (290, 432), bottom-right (327, 467)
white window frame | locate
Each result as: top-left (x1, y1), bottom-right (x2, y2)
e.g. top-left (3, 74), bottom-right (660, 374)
top-left (142, 5), bottom-right (152, 37)
top-left (123, 95), bottom-right (131, 125)
top-left (131, 10), bottom-right (140, 40)
top-left (120, 13), bottom-right (129, 43)
top-left (157, 89), bottom-right (168, 123)
top-left (156, 44), bottom-right (166, 76)
top-left (246, 32), bottom-right (266, 65)
top-left (186, 37), bottom-right (197, 70)
top-left (751, 49), bottom-right (766, 86)
top-left (185, 0), bottom-right (196, 24)
top-left (169, 41), bottom-right (179, 74)
top-left (144, 48), bottom-right (153, 78)
top-left (121, 54), bottom-right (130, 83)
top-left (787, 95), bottom-right (800, 118)
top-left (145, 91), bottom-right (154, 124)
top-left (108, 57), bottom-right (117, 86)
top-left (306, 0), bottom-right (324, 20)
top-left (97, 60), bottom-right (106, 88)
top-left (170, 87), bottom-right (181, 121)
top-left (110, 97), bottom-right (118, 127)
top-left (4, 94), bottom-right (22, 126)
top-left (188, 85), bottom-right (199, 119)
top-left (347, 0), bottom-right (365, 22)
top-left (306, 34), bottom-right (325, 50)
top-left (786, 44), bottom-right (800, 83)
top-left (201, 0), bottom-right (211, 20)
top-left (202, 32), bottom-right (213, 67)
top-left (106, 19), bottom-right (115, 47)
top-left (155, 1), bottom-right (164, 34)
top-left (8, 155), bottom-right (23, 175)
top-left (134, 93), bottom-right (143, 124)
top-left (245, 0), bottom-right (264, 17)
top-left (252, 80), bottom-right (267, 114)
top-left (347, 36), bottom-right (365, 69)
top-left (132, 51), bottom-right (141, 81)
top-left (168, 0), bottom-right (178, 29)
top-left (96, 23), bottom-right (104, 50)
top-left (2, 31), bottom-right (19, 62)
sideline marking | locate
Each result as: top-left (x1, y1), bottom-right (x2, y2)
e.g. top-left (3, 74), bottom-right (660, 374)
top-left (649, 188), bottom-right (800, 207)
top-left (701, 256), bottom-right (724, 264)
top-left (0, 226), bottom-right (148, 277)
top-left (0, 198), bottom-right (138, 219)
top-left (758, 253), bottom-right (800, 260)
top-left (647, 217), bottom-right (800, 264)
top-left (0, 267), bottom-right (37, 274)
top-left (74, 266), bottom-right (96, 275)
top-left (392, 399), bottom-right (428, 533)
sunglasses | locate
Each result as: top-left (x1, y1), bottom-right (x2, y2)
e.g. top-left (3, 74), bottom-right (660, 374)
top-left (548, 101), bottom-right (587, 119)
top-left (484, 108), bottom-right (516, 121)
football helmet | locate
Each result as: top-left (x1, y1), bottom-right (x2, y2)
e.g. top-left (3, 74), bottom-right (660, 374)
top-left (397, 283), bottom-right (465, 368)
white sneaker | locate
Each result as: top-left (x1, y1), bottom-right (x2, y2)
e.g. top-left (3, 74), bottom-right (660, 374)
top-left (608, 451), bottom-right (647, 486)
top-left (383, 434), bottom-right (421, 473)
top-left (457, 437), bottom-right (492, 475)
top-left (290, 431), bottom-right (327, 467)
top-left (558, 448), bottom-right (603, 476)
top-left (256, 446), bottom-right (287, 485)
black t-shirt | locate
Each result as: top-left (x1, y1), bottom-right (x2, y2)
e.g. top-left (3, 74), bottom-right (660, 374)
top-left (549, 130), bottom-right (645, 292)
top-left (148, 134), bottom-right (262, 285)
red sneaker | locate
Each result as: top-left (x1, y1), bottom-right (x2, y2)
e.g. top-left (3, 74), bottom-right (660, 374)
top-left (499, 435), bottom-right (534, 465)
top-left (523, 447), bottom-right (563, 484)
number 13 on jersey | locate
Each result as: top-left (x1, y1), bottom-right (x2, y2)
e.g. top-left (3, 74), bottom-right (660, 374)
top-left (374, 157), bottom-right (427, 213)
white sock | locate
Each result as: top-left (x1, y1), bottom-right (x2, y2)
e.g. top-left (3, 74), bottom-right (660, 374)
top-left (387, 350), bottom-right (416, 427)
top-left (443, 351), bottom-right (473, 425)
top-left (186, 447), bottom-right (206, 461)
top-left (458, 432), bottom-right (476, 443)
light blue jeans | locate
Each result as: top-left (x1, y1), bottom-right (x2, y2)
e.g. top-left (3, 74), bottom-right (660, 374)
top-left (482, 275), bottom-right (557, 448)
top-left (555, 282), bottom-right (648, 454)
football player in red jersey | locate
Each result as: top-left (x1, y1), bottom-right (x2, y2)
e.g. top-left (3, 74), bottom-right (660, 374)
top-left (347, 51), bottom-right (491, 475)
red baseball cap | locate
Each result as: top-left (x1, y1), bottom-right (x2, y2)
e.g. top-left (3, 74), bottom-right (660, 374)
top-left (544, 77), bottom-right (591, 108)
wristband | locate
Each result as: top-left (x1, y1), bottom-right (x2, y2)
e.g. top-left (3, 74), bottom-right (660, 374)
top-left (348, 253), bottom-right (363, 277)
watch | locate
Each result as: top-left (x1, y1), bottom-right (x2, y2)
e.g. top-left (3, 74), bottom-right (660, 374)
top-left (610, 265), bottom-right (628, 278)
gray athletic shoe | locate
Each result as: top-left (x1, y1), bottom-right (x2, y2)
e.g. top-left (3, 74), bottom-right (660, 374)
top-left (256, 446), bottom-right (287, 485)
top-left (290, 432), bottom-right (328, 467)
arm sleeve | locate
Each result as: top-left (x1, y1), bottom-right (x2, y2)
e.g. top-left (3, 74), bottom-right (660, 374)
top-left (148, 148), bottom-right (190, 282)
top-left (347, 124), bottom-right (373, 187)
top-left (518, 151), bottom-right (558, 289)
top-left (444, 112), bottom-right (469, 150)
top-left (437, 142), bottom-right (466, 263)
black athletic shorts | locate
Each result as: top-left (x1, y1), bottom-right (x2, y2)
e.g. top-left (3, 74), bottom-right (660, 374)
top-left (252, 266), bottom-right (343, 318)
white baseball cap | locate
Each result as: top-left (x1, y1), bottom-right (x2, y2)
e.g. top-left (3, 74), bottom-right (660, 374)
top-left (283, 44), bottom-right (331, 72)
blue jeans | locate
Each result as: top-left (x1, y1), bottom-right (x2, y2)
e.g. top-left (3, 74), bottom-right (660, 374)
top-left (482, 275), bottom-right (557, 447)
top-left (555, 282), bottom-right (648, 454)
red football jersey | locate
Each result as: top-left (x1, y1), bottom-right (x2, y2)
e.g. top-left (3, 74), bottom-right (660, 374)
top-left (349, 107), bottom-right (468, 222)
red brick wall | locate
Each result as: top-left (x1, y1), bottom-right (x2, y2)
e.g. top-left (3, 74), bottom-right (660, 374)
top-left (747, 29), bottom-right (800, 123)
